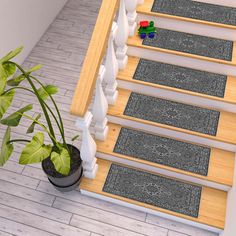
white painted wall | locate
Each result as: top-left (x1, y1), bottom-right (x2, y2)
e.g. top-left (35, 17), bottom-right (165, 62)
top-left (0, 0), bottom-right (67, 64)
top-left (220, 156), bottom-right (236, 236)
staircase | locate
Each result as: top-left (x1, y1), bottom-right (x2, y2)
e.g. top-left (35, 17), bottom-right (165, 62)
top-left (73, 0), bottom-right (236, 234)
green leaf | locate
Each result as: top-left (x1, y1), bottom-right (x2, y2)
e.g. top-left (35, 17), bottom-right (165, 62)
top-left (28, 64), bottom-right (42, 73)
top-left (0, 64), bottom-right (7, 80)
top-left (26, 114), bottom-right (41, 134)
top-left (0, 90), bottom-right (15, 120)
top-left (7, 64), bottom-right (42, 87)
top-left (0, 127), bottom-right (14, 166)
top-left (19, 132), bottom-right (52, 165)
top-left (1, 104), bottom-right (33, 127)
top-left (38, 85), bottom-right (58, 100)
top-left (7, 74), bottom-right (25, 86)
top-left (0, 46), bottom-right (23, 63)
top-left (3, 63), bottom-right (16, 78)
top-left (51, 148), bottom-right (70, 175)
top-left (71, 135), bottom-right (80, 142)
top-left (0, 76), bottom-right (7, 95)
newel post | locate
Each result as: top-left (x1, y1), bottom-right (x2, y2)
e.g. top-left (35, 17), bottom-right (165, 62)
top-left (115, 0), bottom-right (129, 69)
top-left (92, 65), bottom-right (109, 141)
top-left (104, 22), bottom-right (119, 105)
top-left (76, 112), bottom-right (98, 179)
top-left (125, 0), bottom-right (138, 36)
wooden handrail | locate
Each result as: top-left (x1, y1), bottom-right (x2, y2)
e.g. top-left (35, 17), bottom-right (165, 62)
top-left (70, 0), bottom-right (119, 117)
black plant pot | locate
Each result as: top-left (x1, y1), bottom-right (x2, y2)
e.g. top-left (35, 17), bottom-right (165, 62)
top-left (42, 144), bottom-right (83, 192)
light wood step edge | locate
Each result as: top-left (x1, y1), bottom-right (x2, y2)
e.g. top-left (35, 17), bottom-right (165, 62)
top-left (118, 56), bottom-right (236, 105)
top-left (80, 158), bottom-right (227, 229)
top-left (97, 123), bottom-right (234, 187)
top-left (137, 0), bottom-right (236, 31)
top-left (108, 88), bottom-right (236, 145)
top-left (127, 31), bottom-right (236, 67)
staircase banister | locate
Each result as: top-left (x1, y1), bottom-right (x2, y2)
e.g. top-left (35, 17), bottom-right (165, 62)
top-left (70, 0), bottom-right (119, 117)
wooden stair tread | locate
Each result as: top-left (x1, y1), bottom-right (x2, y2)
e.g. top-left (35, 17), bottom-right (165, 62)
top-left (108, 88), bottom-right (236, 145)
top-left (137, 0), bottom-right (236, 30)
top-left (80, 159), bottom-right (227, 229)
top-left (127, 30), bottom-right (236, 66)
top-left (118, 56), bottom-right (236, 105)
top-left (97, 123), bottom-right (235, 187)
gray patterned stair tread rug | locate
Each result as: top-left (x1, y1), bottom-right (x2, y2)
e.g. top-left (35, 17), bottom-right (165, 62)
top-left (152, 0), bottom-right (236, 26)
top-left (133, 59), bottom-right (227, 98)
top-left (142, 28), bottom-right (233, 61)
top-left (103, 164), bottom-right (202, 218)
top-left (114, 127), bottom-right (210, 176)
top-left (124, 92), bottom-right (220, 136)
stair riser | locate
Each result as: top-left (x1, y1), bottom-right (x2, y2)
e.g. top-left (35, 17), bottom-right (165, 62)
top-left (107, 115), bottom-right (236, 152)
top-left (137, 13), bottom-right (236, 41)
top-left (97, 152), bottom-right (230, 191)
top-left (117, 79), bottom-right (236, 113)
top-left (127, 46), bottom-right (236, 76)
top-left (81, 189), bottom-right (222, 233)
top-left (195, 0), bottom-right (236, 8)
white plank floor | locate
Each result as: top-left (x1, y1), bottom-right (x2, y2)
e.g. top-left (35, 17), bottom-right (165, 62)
top-left (0, 0), bottom-right (218, 235)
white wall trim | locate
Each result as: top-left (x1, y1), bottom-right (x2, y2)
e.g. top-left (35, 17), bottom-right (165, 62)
top-left (97, 152), bottom-right (231, 191)
top-left (80, 189), bottom-right (222, 234)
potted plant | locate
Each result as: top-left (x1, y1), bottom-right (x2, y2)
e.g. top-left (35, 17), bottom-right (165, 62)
top-left (0, 47), bottom-right (83, 191)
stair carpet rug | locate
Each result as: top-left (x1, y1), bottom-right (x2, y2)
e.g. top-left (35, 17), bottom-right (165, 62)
top-left (102, 0), bottom-right (233, 223)
top-left (124, 92), bottom-right (220, 136)
top-left (114, 127), bottom-right (211, 176)
top-left (103, 164), bottom-right (202, 218)
top-left (133, 59), bottom-right (227, 98)
top-left (142, 28), bottom-right (233, 61)
top-left (152, 0), bottom-right (236, 26)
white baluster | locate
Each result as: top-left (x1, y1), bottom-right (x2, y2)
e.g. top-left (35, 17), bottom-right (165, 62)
top-left (125, 0), bottom-right (138, 36)
top-left (76, 112), bottom-right (98, 179)
top-left (104, 22), bottom-right (119, 105)
top-left (92, 65), bottom-right (109, 141)
top-left (115, 0), bottom-right (129, 69)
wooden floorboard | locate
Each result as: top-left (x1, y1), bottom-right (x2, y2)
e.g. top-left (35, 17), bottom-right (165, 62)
top-left (80, 159), bottom-right (227, 230)
top-left (0, 0), bottom-right (219, 235)
top-left (108, 88), bottom-right (236, 145)
top-left (97, 123), bottom-right (235, 186)
top-left (118, 56), bottom-right (236, 104)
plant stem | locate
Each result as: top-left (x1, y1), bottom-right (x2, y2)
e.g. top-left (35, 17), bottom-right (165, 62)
top-left (8, 139), bottom-right (30, 144)
top-left (42, 102), bottom-right (64, 139)
top-left (8, 61), bottom-right (58, 147)
top-left (4, 86), bottom-right (65, 144)
top-left (30, 75), bottom-right (66, 145)
top-left (21, 113), bottom-right (58, 144)
top-left (3, 86), bottom-right (34, 95)
top-left (30, 76), bottom-right (71, 156)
